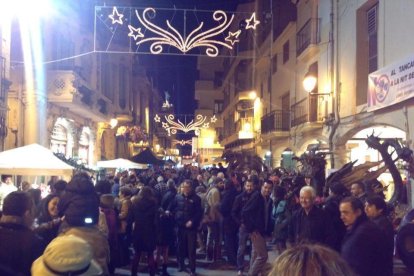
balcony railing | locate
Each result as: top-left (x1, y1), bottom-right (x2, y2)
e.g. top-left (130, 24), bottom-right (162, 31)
top-left (261, 110), bottom-right (291, 134)
top-left (291, 95), bottom-right (318, 127)
top-left (296, 18), bottom-right (321, 56)
top-left (221, 116), bottom-right (253, 141)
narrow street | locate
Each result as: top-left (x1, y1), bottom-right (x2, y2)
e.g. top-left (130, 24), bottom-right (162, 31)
top-left (114, 244), bottom-right (413, 276)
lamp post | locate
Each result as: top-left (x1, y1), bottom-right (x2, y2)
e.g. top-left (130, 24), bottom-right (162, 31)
top-left (303, 70), bottom-right (337, 168)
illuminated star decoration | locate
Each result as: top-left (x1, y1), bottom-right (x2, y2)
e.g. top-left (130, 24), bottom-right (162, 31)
top-left (210, 115), bottom-right (217, 123)
top-left (154, 114), bottom-right (161, 122)
top-left (109, 6), bottom-right (124, 25)
top-left (128, 25), bottom-right (144, 40)
top-left (225, 30), bottom-right (241, 46)
top-left (245, 13), bottom-right (260, 30)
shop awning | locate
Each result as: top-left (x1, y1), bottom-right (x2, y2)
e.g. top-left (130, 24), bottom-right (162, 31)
top-left (97, 158), bottom-right (147, 169)
top-left (0, 144), bottom-right (75, 176)
top-left (131, 148), bottom-right (164, 165)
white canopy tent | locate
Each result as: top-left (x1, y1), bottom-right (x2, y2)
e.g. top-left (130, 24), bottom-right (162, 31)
top-left (97, 158), bottom-right (148, 170)
top-left (0, 143), bottom-right (75, 176)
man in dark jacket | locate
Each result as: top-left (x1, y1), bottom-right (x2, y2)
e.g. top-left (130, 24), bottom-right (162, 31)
top-left (340, 196), bottom-right (391, 276)
top-left (231, 179), bottom-right (254, 275)
top-left (0, 192), bottom-right (45, 275)
top-left (288, 186), bottom-right (335, 248)
top-left (365, 196), bottom-right (394, 276)
top-left (219, 179), bottom-right (239, 266)
top-left (168, 180), bottom-right (203, 276)
top-left (262, 180), bottom-right (274, 236)
top-left (242, 181), bottom-right (271, 276)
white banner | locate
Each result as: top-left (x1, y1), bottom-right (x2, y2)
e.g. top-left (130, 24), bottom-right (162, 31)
top-left (367, 55), bottom-right (414, 111)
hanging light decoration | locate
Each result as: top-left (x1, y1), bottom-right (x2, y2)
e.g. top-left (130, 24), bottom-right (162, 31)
top-left (172, 139), bottom-right (192, 146)
top-left (154, 114), bottom-right (218, 136)
top-left (103, 7), bottom-right (260, 57)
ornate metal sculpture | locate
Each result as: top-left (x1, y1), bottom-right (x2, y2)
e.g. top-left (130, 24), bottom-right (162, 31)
top-left (327, 132), bottom-right (412, 204)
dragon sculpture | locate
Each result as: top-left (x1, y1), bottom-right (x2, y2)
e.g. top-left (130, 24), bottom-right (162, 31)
top-left (326, 132), bottom-right (413, 204)
top-left (222, 150), bottom-right (267, 175)
top-left (293, 145), bottom-right (327, 196)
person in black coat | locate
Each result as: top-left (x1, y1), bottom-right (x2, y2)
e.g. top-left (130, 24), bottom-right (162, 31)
top-left (219, 179), bottom-right (239, 266)
top-left (168, 180), bottom-right (203, 276)
top-left (156, 180), bottom-right (177, 276)
top-left (340, 196), bottom-right (392, 276)
top-left (231, 179), bottom-right (255, 274)
top-left (242, 182), bottom-right (270, 276)
top-left (129, 186), bottom-right (159, 276)
top-left (0, 192), bottom-right (45, 276)
top-left (323, 182), bottom-right (349, 251)
top-left (365, 195), bottom-right (394, 276)
top-left (289, 186), bottom-right (335, 248)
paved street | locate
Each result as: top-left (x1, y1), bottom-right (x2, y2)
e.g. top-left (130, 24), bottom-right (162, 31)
top-left (114, 244), bottom-right (413, 275)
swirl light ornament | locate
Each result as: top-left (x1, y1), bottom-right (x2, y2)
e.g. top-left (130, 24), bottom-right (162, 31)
top-left (130, 8), bottom-right (238, 57)
top-left (172, 139), bottom-right (192, 146)
top-left (96, 6), bottom-right (261, 57)
top-left (154, 114), bottom-right (217, 136)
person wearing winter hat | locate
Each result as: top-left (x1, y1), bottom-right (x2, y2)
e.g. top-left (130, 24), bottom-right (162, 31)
top-left (58, 172), bottom-right (110, 275)
top-left (31, 235), bottom-right (103, 276)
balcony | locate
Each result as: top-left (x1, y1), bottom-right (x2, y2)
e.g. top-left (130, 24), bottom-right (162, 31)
top-left (261, 110), bottom-right (290, 135)
top-left (221, 116), bottom-right (255, 147)
top-left (296, 18), bottom-right (321, 61)
top-left (47, 70), bottom-right (111, 122)
top-left (291, 94), bottom-right (324, 128)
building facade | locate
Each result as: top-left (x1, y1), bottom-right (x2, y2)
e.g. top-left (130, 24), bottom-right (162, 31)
top-left (4, 1), bottom-right (159, 168)
top-left (199, 0), bottom-right (414, 205)
top-left (0, 17), bottom-right (12, 152)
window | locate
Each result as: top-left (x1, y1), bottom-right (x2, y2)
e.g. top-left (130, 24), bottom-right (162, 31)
top-left (367, 4), bottom-right (378, 73)
top-left (260, 82), bottom-right (264, 98)
top-left (214, 71), bottom-right (223, 88)
top-left (119, 64), bottom-right (129, 109)
top-left (272, 54), bottom-right (278, 73)
top-left (214, 100), bottom-right (223, 114)
top-left (268, 74), bottom-right (271, 94)
top-left (283, 40), bottom-right (290, 64)
top-left (102, 63), bottom-right (113, 101)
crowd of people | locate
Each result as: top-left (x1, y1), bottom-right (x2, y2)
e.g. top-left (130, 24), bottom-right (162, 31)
top-left (0, 163), bottom-right (411, 276)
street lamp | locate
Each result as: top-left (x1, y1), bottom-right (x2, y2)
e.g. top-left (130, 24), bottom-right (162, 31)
top-left (303, 71), bottom-right (318, 94)
top-left (109, 118), bottom-right (118, 129)
top-left (303, 70), bottom-right (338, 169)
top-left (249, 91), bottom-right (257, 100)
top-left (303, 70), bottom-right (331, 96)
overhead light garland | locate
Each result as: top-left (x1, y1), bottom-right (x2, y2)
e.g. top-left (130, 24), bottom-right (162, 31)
top-left (98, 6), bottom-right (260, 57)
top-left (172, 139), bottom-right (192, 146)
top-left (245, 13), bottom-right (260, 30)
top-left (154, 114), bottom-right (217, 136)
top-left (108, 6), bottom-right (124, 25)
